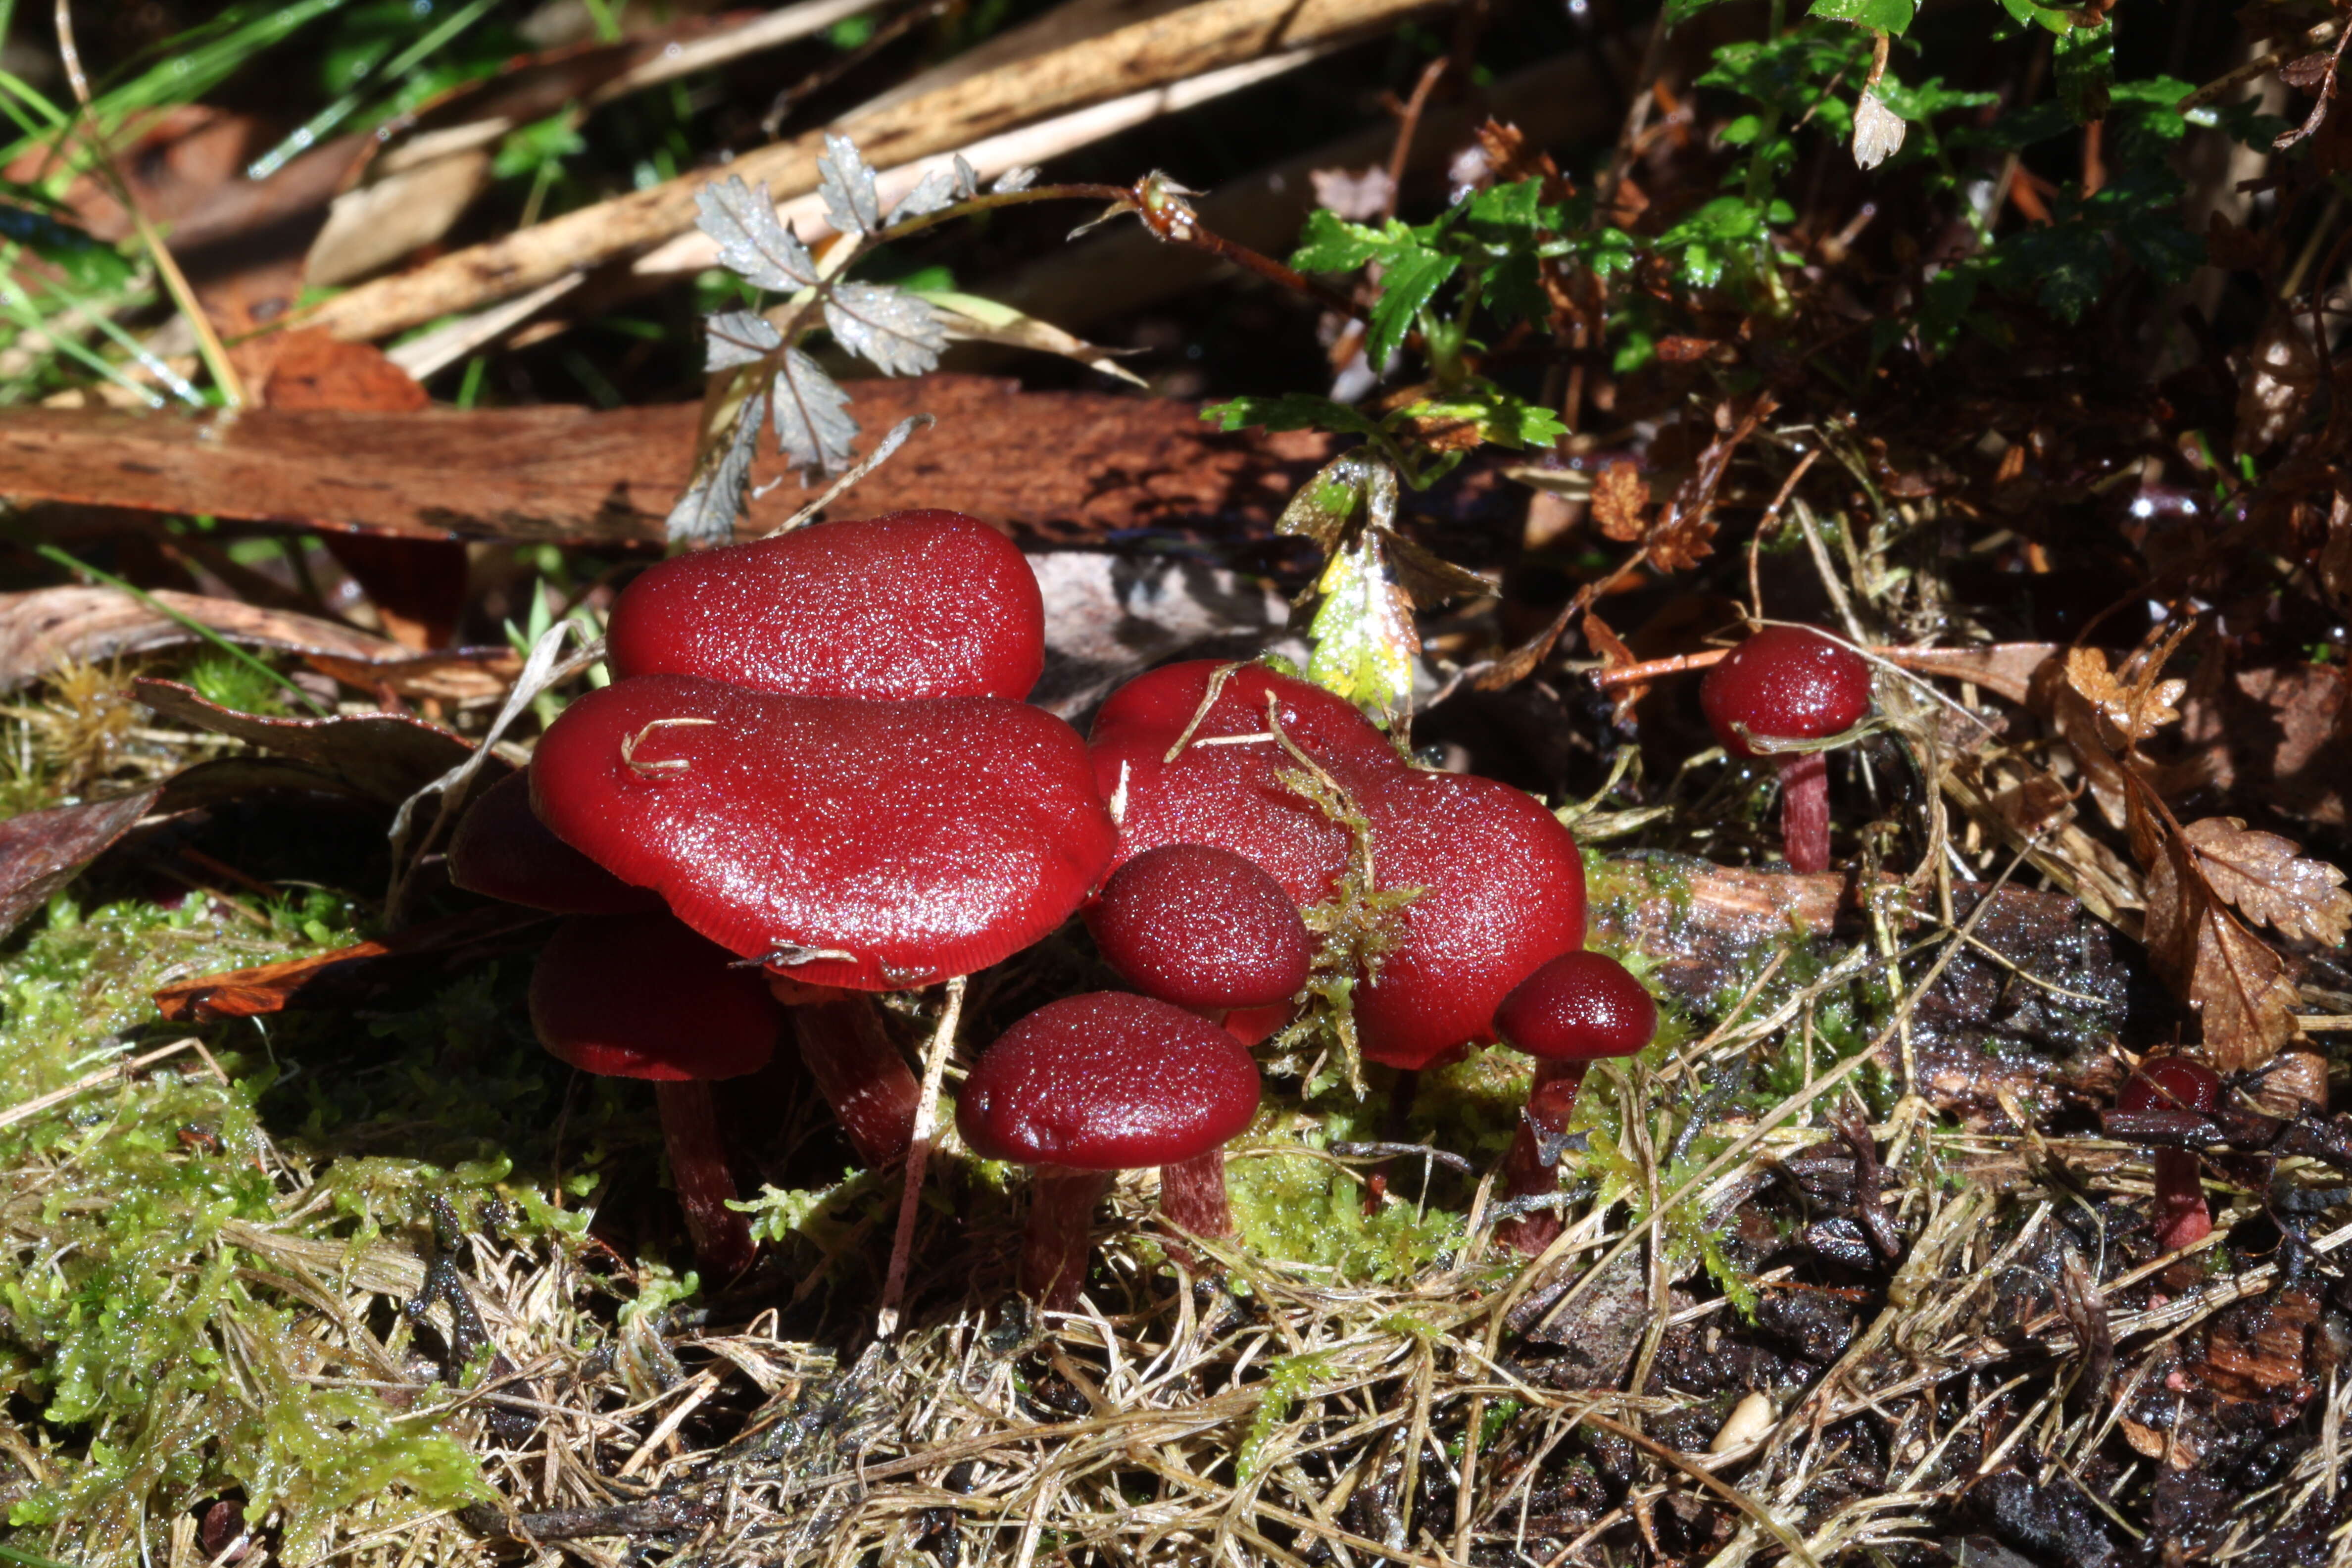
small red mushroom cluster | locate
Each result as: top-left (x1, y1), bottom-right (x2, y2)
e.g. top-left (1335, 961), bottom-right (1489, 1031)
top-left (449, 510), bottom-right (1668, 1304)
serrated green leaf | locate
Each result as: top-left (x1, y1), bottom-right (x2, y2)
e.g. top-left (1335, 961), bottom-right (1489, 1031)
top-left (1466, 178), bottom-right (1547, 229)
top-left (1364, 246), bottom-right (1459, 368)
top-left (1203, 393), bottom-right (1386, 439)
top-left (2056, 22), bottom-right (2113, 123)
top-left (1291, 208), bottom-right (1395, 273)
top-left (1807, 0), bottom-right (1913, 33)
top-left (1307, 534), bottom-right (1418, 713)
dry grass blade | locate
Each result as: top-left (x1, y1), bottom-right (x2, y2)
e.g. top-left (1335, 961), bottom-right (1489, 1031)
top-left (309, 0), bottom-right (1449, 344)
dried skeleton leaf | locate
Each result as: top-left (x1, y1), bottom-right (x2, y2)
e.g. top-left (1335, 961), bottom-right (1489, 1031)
top-left (1590, 460), bottom-right (1650, 543)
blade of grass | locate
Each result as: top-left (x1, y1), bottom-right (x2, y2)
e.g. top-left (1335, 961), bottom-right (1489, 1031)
top-left (32, 543), bottom-right (332, 718)
top-left (246, 0), bottom-right (502, 180)
top-left (51, 0), bottom-right (247, 407)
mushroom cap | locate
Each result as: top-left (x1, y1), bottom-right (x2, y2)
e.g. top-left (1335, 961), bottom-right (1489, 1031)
top-left (2119, 1058), bottom-right (2222, 1115)
top-left (1088, 661), bottom-right (1397, 906)
top-left (607, 509), bottom-right (1044, 701)
top-left (1349, 767), bottom-right (1587, 1071)
top-left (1088, 661), bottom-right (1585, 1071)
top-left (530, 913), bottom-right (777, 1080)
top-left (957, 992), bottom-right (1260, 1170)
top-left (531, 675), bottom-right (1115, 990)
top-left (448, 767), bottom-right (661, 914)
top-left (1086, 844), bottom-right (1311, 1010)
top-left (1699, 625), bottom-right (1872, 760)
top-left (1493, 951), bottom-right (1658, 1063)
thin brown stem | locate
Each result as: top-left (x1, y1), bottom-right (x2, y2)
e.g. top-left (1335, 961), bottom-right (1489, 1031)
top-left (1778, 750), bottom-right (1832, 875)
top-left (1496, 1060), bottom-right (1586, 1256)
top-left (653, 1079), bottom-right (756, 1280)
top-left (1022, 1167), bottom-right (1113, 1312)
top-left (1379, 58), bottom-right (1450, 224)
top-left (791, 995), bottom-right (920, 1165)
top-left (1158, 1152), bottom-right (1234, 1239)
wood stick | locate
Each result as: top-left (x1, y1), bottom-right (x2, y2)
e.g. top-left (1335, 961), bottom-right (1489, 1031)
top-left (308, 0), bottom-right (1449, 344)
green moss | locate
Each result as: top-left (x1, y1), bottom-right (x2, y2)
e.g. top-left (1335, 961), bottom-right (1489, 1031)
top-left (1226, 1138), bottom-right (1462, 1283)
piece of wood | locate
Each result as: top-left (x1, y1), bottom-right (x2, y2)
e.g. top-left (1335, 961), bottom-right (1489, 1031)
top-left (304, 0), bottom-right (1449, 344)
top-left (0, 375), bottom-right (1335, 544)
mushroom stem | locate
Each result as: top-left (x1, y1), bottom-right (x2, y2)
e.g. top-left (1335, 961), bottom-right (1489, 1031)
top-left (1157, 1151), bottom-right (1234, 1240)
top-left (1022, 1167), bottom-right (1113, 1311)
top-left (2151, 1150), bottom-right (2211, 1253)
top-left (1777, 751), bottom-right (1832, 875)
top-left (791, 996), bottom-right (920, 1165)
top-left (652, 1079), bottom-right (756, 1279)
top-left (1496, 1060), bottom-right (1589, 1256)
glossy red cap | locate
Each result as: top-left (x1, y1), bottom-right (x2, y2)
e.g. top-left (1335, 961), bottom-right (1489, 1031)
top-left (1493, 951), bottom-right (1658, 1064)
top-left (607, 510), bottom-right (1044, 700)
top-left (957, 992), bottom-right (1260, 1169)
top-left (530, 913), bottom-right (776, 1080)
top-left (2119, 1058), bottom-right (2222, 1115)
top-left (1699, 625), bottom-right (1871, 759)
top-left (1086, 844), bottom-right (1311, 1010)
top-left (531, 675), bottom-right (1115, 990)
top-left (448, 768), bottom-right (660, 914)
top-left (1087, 661), bottom-right (1397, 906)
top-left (1088, 661), bottom-right (1585, 1071)
top-left (1350, 767), bottom-right (1586, 1071)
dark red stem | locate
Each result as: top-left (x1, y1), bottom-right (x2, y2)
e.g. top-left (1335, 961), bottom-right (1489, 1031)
top-left (2152, 1149), bottom-right (2212, 1254)
top-left (792, 996), bottom-right (920, 1165)
top-left (653, 1078), bottom-right (755, 1279)
top-left (1158, 1151), bottom-right (1233, 1240)
top-left (1778, 750), bottom-right (1832, 875)
top-left (1022, 1167), bottom-right (1113, 1311)
top-left (1496, 1059), bottom-right (1588, 1256)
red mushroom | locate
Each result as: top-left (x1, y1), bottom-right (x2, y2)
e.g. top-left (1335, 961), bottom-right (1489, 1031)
top-left (530, 912), bottom-right (778, 1277)
top-left (1699, 625), bottom-right (1872, 875)
top-left (1088, 661), bottom-right (1585, 1073)
top-left (957, 992), bottom-right (1261, 1309)
top-left (533, 675), bottom-right (1114, 989)
top-left (1085, 844), bottom-right (1311, 1036)
top-left (448, 768), bottom-right (659, 913)
top-left (606, 509), bottom-right (1044, 701)
top-left (2112, 1058), bottom-right (2223, 1254)
top-left (529, 675), bottom-right (1114, 1162)
top-left (1489, 951), bottom-right (1658, 1254)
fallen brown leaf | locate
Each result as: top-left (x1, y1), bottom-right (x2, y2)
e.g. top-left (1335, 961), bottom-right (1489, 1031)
top-left (0, 787), bottom-right (164, 939)
top-left (2178, 816), bottom-right (2352, 948)
top-left (2143, 831), bottom-right (2302, 1072)
top-left (154, 904), bottom-right (550, 1023)
top-left (1590, 460), bottom-right (1648, 543)
top-left (0, 586), bottom-right (513, 698)
top-left (134, 678), bottom-right (482, 803)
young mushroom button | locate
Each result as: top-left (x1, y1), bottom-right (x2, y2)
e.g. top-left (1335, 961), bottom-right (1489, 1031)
top-left (1085, 844), bottom-right (1312, 1016)
top-left (1490, 951), bottom-right (1658, 1255)
top-left (1699, 625), bottom-right (1873, 875)
top-left (530, 913), bottom-right (778, 1279)
top-left (957, 992), bottom-right (1261, 1311)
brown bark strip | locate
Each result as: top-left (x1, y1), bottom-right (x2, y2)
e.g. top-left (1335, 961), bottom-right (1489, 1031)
top-left (304, 0), bottom-right (1448, 345)
top-left (0, 376), bottom-right (1334, 546)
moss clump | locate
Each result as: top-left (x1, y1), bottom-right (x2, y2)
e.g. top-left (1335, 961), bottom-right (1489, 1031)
top-left (1226, 1137), bottom-right (1462, 1283)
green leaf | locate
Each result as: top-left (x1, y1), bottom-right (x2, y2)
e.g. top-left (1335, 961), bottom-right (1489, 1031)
top-left (1365, 245), bottom-right (1459, 368)
top-left (1465, 178), bottom-right (1547, 230)
top-left (1806, 0), bottom-right (1914, 33)
top-left (1277, 450), bottom-right (1393, 551)
top-left (0, 192), bottom-right (132, 294)
top-left (1306, 534), bottom-right (1418, 713)
top-left (2055, 21), bottom-right (2113, 123)
top-left (1663, 0), bottom-right (1744, 24)
top-left (1202, 393), bottom-right (1386, 439)
top-left (1291, 208), bottom-right (1396, 273)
